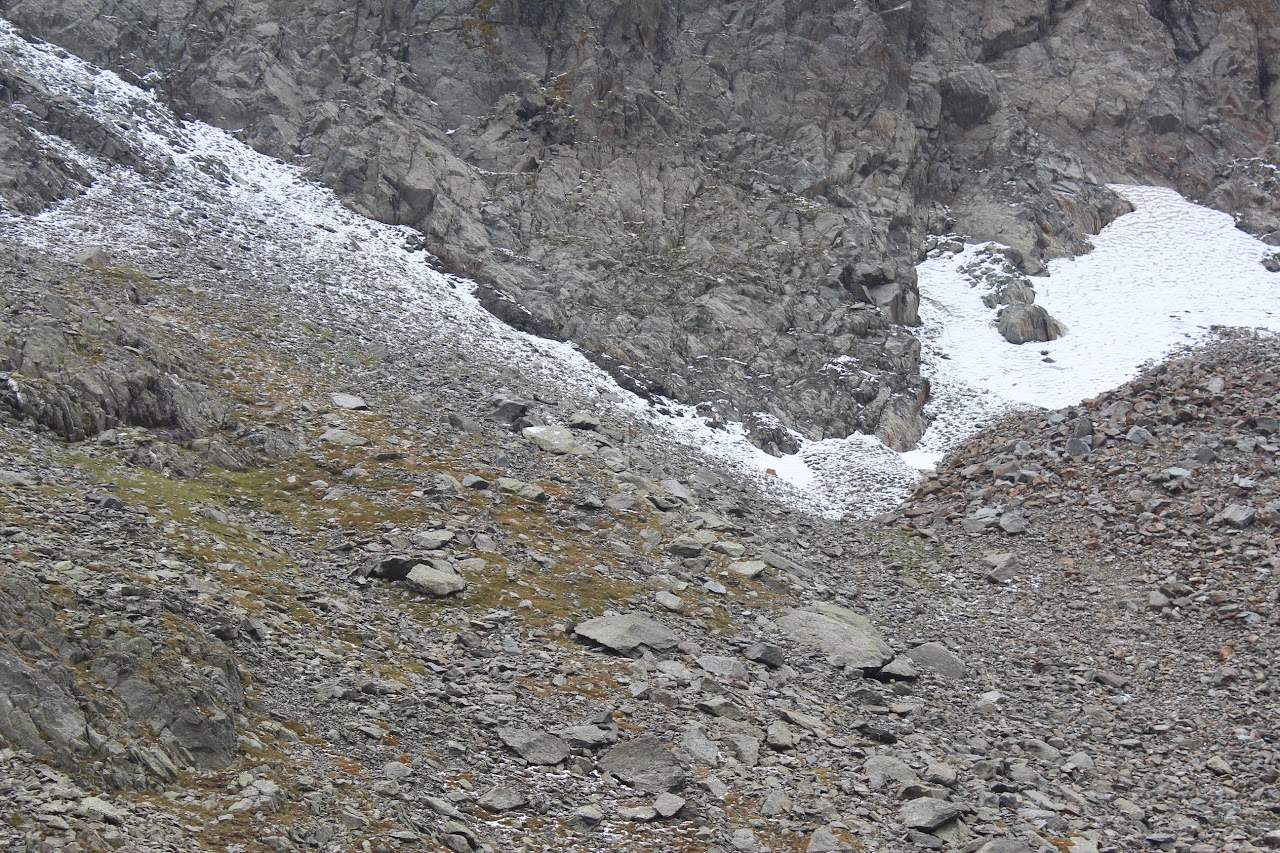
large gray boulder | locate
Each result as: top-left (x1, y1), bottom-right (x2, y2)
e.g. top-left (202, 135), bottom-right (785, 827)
top-left (899, 797), bottom-right (963, 831)
top-left (574, 614), bottom-right (680, 657)
top-left (904, 642), bottom-right (967, 680)
top-left (403, 563), bottom-right (466, 596)
top-left (521, 425), bottom-right (591, 455)
top-left (775, 604), bottom-right (894, 670)
top-left (998, 303), bottom-right (1066, 345)
top-left (599, 735), bottom-right (686, 793)
top-left (497, 727), bottom-right (570, 766)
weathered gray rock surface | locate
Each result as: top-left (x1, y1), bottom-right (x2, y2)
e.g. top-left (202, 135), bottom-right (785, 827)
top-left (775, 603), bottom-right (894, 670)
top-left (6, 0), bottom-right (1275, 450)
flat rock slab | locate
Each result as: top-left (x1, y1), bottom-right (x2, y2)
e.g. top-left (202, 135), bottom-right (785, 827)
top-left (319, 428), bottom-right (369, 447)
top-left (976, 842), bottom-right (1033, 853)
top-left (496, 477), bottom-right (548, 502)
top-left (900, 796), bottom-right (962, 831)
top-left (575, 614), bottom-right (679, 656)
top-left (330, 393), bottom-right (368, 410)
top-left (904, 642), bottom-right (966, 679)
top-left (775, 603), bottom-right (893, 669)
top-left (522, 425), bottom-right (590, 455)
top-left (599, 734), bottom-right (686, 792)
top-left (728, 560), bottom-right (768, 578)
top-left (496, 727), bottom-right (569, 765)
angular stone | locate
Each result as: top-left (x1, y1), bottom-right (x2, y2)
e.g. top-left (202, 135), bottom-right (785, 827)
top-left (727, 560), bottom-right (768, 578)
top-left (652, 792), bottom-right (686, 818)
top-left (653, 590), bottom-right (685, 612)
top-left (878, 656), bottom-right (917, 680)
top-left (899, 796), bottom-right (962, 831)
top-left (403, 563), bottom-right (466, 596)
top-left (574, 614), bottom-right (680, 656)
top-left (744, 642), bottom-right (785, 668)
top-left (1222, 505), bottom-right (1257, 527)
top-left (78, 796), bottom-right (126, 826)
top-left (679, 726), bottom-right (720, 767)
top-left (806, 826), bottom-right (849, 852)
top-left (330, 393), bottom-right (368, 410)
top-left (478, 785), bottom-right (526, 812)
top-left (998, 511), bottom-right (1027, 534)
top-left (619, 805), bottom-right (658, 821)
top-left (766, 720), bottom-right (796, 750)
top-left (983, 552), bottom-right (1019, 583)
top-left (724, 734), bottom-right (760, 767)
top-left (410, 529), bottom-right (454, 550)
top-left (977, 842), bottom-right (1033, 853)
top-left (864, 754), bottom-right (918, 790)
top-left (776, 603), bottom-right (894, 669)
top-left (697, 696), bottom-right (746, 720)
top-left (599, 734), bottom-right (686, 792)
top-left (696, 655), bottom-right (749, 682)
top-left (1065, 437), bottom-right (1091, 457)
top-left (560, 725), bottom-right (616, 748)
top-left (496, 477), bottom-right (547, 501)
top-left (904, 642), bottom-right (966, 679)
top-left (319, 428), bottom-right (369, 446)
top-left (496, 727), bottom-right (569, 765)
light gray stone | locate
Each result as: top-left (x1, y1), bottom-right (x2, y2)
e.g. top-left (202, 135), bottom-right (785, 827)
top-left (522, 425), bottom-right (590, 455)
top-left (319, 428), bottom-right (369, 446)
top-left (403, 564), bottom-right (466, 596)
top-left (330, 393), bottom-right (368, 410)
top-left (478, 785), bottom-right (526, 812)
top-left (574, 614), bottom-right (680, 656)
top-left (904, 642), bottom-right (966, 679)
top-left (864, 754), bottom-right (918, 790)
top-left (776, 603), bottom-right (894, 669)
top-left (496, 727), bottom-right (569, 765)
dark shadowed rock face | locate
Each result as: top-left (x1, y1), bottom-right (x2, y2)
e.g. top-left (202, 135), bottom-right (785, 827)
top-left (1, 0), bottom-right (1274, 448)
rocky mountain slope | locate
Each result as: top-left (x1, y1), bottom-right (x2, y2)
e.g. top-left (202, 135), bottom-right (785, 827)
top-left (2, 8), bottom-right (1280, 853)
top-left (1, 0), bottom-right (1277, 449)
top-left (4, 215), bottom-right (1280, 853)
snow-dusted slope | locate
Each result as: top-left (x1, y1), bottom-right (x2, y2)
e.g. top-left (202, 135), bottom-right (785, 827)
top-left (3, 21), bottom-right (1278, 519)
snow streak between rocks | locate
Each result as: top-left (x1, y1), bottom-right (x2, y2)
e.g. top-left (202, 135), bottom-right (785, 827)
top-left (3, 21), bottom-right (1278, 520)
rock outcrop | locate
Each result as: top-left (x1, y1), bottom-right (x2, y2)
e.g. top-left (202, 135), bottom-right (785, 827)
top-left (4, 0), bottom-right (1273, 449)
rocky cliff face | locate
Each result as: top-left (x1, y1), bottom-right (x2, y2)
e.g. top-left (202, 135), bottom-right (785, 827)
top-left (0, 0), bottom-right (1276, 449)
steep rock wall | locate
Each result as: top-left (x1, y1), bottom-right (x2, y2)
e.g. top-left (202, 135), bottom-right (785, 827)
top-left (0, 0), bottom-right (1274, 449)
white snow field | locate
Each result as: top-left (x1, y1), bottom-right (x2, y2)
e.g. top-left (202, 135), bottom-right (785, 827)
top-left (2, 21), bottom-right (1278, 518)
